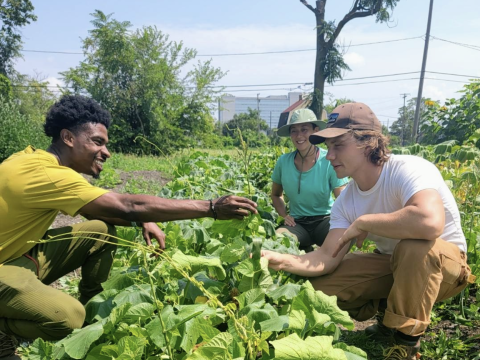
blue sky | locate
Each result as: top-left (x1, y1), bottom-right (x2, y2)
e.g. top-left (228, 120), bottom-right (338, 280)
top-left (16, 0), bottom-right (480, 125)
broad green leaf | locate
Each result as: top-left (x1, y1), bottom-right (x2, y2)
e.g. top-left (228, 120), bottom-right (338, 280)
top-left (237, 258), bottom-right (273, 293)
top-left (292, 282), bottom-right (354, 330)
top-left (240, 303), bottom-right (278, 331)
top-left (55, 322), bottom-right (104, 359)
top-left (124, 302), bottom-right (156, 322)
top-left (166, 304), bottom-right (206, 332)
top-left (179, 317), bottom-right (220, 353)
top-left (307, 309), bottom-right (331, 333)
top-left (113, 284), bottom-right (154, 307)
top-left (179, 272), bottom-right (225, 301)
top-left (102, 271), bottom-right (138, 291)
top-left (236, 258), bottom-right (255, 277)
top-left (172, 251), bottom-right (226, 280)
top-left (333, 343), bottom-right (368, 360)
top-left (22, 338), bottom-right (54, 360)
top-left (235, 287), bottom-right (265, 310)
top-left (85, 344), bottom-right (117, 360)
top-left (85, 289), bottom-right (119, 322)
top-left (288, 309), bottom-right (306, 331)
top-left (186, 332), bottom-right (233, 360)
top-left (103, 303), bottom-right (132, 334)
top-left (116, 336), bottom-right (147, 359)
top-left (145, 317), bottom-right (165, 348)
top-left (260, 315), bottom-right (289, 332)
top-left (220, 240), bottom-right (246, 263)
top-left (268, 283), bottom-right (302, 301)
top-left (271, 334), bottom-right (347, 360)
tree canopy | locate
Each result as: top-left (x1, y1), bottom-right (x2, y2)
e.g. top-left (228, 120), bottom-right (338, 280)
top-left (62, 10), bottom-right (225, 154)
top-left (0, 0), bottom-right (37, 76)
top-left (299, 0), bottom-right (399, 117)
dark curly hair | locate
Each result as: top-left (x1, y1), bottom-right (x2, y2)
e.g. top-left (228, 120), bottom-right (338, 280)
top-left (44, 95), bottom-right (111, 141)
top-left (351, 130), bottom-right (391, 166)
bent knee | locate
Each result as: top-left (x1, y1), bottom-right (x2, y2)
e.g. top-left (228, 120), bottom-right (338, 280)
top-left (41, 299), bottom-right (85, 340)
top-left (393, 238), bottom-right (438, 262)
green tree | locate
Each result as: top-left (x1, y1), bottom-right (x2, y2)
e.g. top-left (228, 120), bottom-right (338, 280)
top-left (11, 73), bottom-right (57, 123)
top-left (299, 0), bottom-right (399, 117)
top-left (222, 109), bottom-right (270, 147)
top-left (420, 80), bottom-right (480, 145)
top-left (61, 10), bottom-right (224, 154)
top-left (0, 0), bottom-right (37, 76)
top-left (390, 97), bottom-right (428, 146)
top-left (0, 73), bottom-right (12, 98)
top-left (0, 95), bottom-right (49, 161)
top-left (324, 96), bottom-right (355, 114)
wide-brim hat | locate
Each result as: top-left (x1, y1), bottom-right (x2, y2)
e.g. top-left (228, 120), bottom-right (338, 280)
top-left (309, 102), bottom-right (382, 144)
top-left (277, 108), bottom-right (327, 137)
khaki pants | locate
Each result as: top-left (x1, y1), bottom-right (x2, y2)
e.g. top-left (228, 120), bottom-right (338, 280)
top-left (310, 238), bottom-right (472, 336)
top-left (0, 220), bottom-right (117, 340)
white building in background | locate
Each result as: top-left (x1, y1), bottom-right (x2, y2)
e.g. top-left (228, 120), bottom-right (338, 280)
top-left (219, 92), bottom-right (305, 129)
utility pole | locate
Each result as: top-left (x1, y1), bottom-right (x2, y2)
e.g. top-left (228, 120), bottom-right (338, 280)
top-left (218, 97), bottom-right (222, 135)
top-left (413, 0), bottom-right (434, 142)
top-left (400, 93), bottom-right (409, 146)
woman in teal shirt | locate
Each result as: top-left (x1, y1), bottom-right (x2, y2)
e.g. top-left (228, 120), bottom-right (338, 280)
top-left (271, 109), bottom-right (348, 251)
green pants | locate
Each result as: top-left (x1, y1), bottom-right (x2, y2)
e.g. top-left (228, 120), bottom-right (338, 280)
top-left (0, 220), bottom-right (117, 340)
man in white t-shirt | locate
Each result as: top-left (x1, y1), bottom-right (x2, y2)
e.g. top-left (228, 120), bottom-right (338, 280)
top-left (261, 102), bottom-right (474, 359)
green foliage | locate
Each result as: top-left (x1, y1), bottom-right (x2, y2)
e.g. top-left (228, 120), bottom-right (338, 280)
top-left (420, 80), bottom-right (480, 145)
top-left (21, 150), bottom-right (367, 360)
top-left (0, 73), bottom-right (12, 98)
top-left (389, 97), bottom-right (429, 146)
top-left (0, 96), bottom-right (50, 162)
top-left (222, 109), bottom-right (270, 148)
top-left (61, 10), bottom-right (225, 155)
top-left (10, 73), bottom-right (58, 123)
top-left (0, 0), bottom-right (37, 76)
top-left (303, 0), bottom-right (399, 117)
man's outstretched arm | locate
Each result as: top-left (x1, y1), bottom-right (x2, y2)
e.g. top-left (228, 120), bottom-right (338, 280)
top-left (80, 193), bottom-right (257, 223)
top-left (262, 228), bottom-right (348, 277)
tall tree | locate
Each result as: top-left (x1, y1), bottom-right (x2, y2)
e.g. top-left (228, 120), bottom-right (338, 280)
top-left (0, 0), bottom-right (37, 77)
top-left (62, 11), bottom-right (225, 154)
top-left (299, 0), bottom-right (399, 117)
top-left (390, 97), bottom-right (428, 146)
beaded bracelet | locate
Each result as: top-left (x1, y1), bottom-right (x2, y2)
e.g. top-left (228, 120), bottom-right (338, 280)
top-left (209, 199), bottom-right (218, 220)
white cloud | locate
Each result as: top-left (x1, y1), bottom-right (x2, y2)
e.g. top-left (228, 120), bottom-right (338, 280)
top-left (344, 52), bottom-right (365, 66)
top-left (42, 77), bottom-right (64, 88)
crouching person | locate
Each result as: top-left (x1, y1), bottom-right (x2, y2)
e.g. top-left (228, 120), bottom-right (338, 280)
top-left (261, 103), bottom-right (474, 359)
top-left (0, 95), bottom-right (257, 357)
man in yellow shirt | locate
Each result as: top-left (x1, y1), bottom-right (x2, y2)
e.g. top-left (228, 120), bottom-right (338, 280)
top-left (0, 95), bottom-right (257, 356)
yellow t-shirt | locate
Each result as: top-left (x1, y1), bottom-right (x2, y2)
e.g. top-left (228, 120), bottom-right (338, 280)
top-left (0, 146), bottom-right (109, 264)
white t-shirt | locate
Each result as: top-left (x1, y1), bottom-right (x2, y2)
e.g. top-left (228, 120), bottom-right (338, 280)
top-left (330, 154), bottom-right (466, 254)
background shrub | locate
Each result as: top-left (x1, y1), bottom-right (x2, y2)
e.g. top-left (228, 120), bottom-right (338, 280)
top-left (0, 96), bottom-right (50, 162)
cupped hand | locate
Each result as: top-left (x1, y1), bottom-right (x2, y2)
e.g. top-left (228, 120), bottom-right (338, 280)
top-left (141, 222), bottom-right (166, 255)
top-left (213, 195), bottom-right (258, 220)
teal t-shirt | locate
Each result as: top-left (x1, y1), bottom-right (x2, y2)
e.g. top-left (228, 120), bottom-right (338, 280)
top-left (271, 148), bottom-right (349, 218)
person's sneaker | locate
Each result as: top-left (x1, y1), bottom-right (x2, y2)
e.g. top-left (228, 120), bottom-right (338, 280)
top-left (365, 299), bottom-right (395, 342)
top-left (0, 330), bottom-right (18, 358)
top-left (382, 334), bottom-right (421, 360)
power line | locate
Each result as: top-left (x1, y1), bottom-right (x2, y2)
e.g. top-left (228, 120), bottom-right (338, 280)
top-left (430, 35), bottom-right (480, 52)
top-left (426, 71), bottom-right (480, 78)
top-left (3, 76), bottom-right (470, 91)
top-left (19, 36), bottom-right (423, 57)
